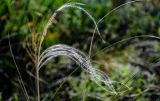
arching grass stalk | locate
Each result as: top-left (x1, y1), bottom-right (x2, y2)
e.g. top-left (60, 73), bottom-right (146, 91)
top-left (38, 44), bottom-right (117, 94)
top-left (42, 2), bottom-right (104, 39)
top-left (89, 0), bottom-right (143, 57)
top-left (36, 2), bottom-right (105, 101)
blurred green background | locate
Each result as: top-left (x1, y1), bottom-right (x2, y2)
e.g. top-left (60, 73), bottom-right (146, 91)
top-left (0, 0), bottom-right (160, 101)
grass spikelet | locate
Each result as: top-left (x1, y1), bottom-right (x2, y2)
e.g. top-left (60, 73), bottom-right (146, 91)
top-left (38, 44), bottom-right (117, 94)
top-left (42, 2), bottom-right (104, 41)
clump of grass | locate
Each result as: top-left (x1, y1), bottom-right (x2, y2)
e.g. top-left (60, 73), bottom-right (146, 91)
top-left (7, 2), bottom-right (111, 101)
top-left (35, 2), bottom-right (114, 101)
top-left (9, 0), bottom-right (159, 101)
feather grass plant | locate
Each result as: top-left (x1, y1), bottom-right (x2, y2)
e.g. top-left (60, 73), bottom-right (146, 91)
top-left (35, 2), bottom-right (114, 101)
top-left (37, 1), bottom-right (159, 100)
top-left (8, 0), bottom-right (160, 100)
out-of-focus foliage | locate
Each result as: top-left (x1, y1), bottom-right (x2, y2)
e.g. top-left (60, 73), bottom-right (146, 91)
top-left (0, 0), bottom-right (160, 100)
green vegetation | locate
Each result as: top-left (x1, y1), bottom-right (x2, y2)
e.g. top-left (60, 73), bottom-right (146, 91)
top-left (0, 0), bottom-right (160, 101)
